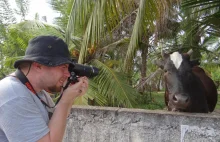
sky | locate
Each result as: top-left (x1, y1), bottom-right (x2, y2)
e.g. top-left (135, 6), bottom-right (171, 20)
top-left (9, 0), bottom-right (58, 24)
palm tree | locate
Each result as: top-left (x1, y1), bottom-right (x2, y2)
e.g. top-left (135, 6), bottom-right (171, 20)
top-left (6, 0), bottom-right (217, 108)
top-left (0, 0), bottom-right (17, 78)
top-left (123, 0), bottom-right (181, 93)
top-left (14, 0), bottom-right (30, 21)
top-left (50, 0), bottom-right (143, 107)
top-left (1, 0), bottom-right (141, 108)
top-left (50, 0), bottom-right (184, 106)
top-left (182, 0), bottom-right (220, 37)
top-left (180, 0), bottom-right (220, 59)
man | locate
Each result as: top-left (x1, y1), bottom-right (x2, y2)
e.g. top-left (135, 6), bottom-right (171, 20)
top-left (0, 36), bottom-right (89, 142)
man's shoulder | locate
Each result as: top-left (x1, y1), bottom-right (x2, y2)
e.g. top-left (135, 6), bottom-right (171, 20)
top-left (0, 76), bottom-right (23, 91)
top-left (0, 76), bottom-right (32, 106)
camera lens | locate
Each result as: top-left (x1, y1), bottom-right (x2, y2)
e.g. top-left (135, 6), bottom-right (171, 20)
top-left (69, 63), bottom-right (99, 78)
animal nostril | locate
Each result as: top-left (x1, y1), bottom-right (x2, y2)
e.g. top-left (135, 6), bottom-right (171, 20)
top-left (172, 93), bottom-right (190, 108)
top-left (172, 94), bottom-right (190, 104)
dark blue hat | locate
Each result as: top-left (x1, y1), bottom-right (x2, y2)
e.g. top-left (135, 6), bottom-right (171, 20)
top-left (14, 35), bottom-right (73, 68)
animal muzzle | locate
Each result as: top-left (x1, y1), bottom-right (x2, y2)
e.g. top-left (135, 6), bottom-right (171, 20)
top-left (169, 93), bottom-right (191, 111)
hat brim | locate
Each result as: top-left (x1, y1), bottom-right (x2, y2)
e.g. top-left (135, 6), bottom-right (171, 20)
top-left (14, 56), bottom-right (73, 68)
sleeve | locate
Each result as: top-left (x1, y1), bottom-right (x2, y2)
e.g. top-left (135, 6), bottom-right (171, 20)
top-left (0, 97), bottom-right (49, 142)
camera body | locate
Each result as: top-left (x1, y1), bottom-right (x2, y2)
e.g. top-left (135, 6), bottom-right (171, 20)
top-left (62, 63), bottom-right (99, 89)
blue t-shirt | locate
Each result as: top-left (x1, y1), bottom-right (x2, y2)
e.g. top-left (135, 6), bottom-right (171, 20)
top-left (0, 76), bottom-right (55, 142)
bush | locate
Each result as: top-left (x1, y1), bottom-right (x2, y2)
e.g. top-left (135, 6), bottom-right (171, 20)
top-left (134, 91), bottom-right (166, 110)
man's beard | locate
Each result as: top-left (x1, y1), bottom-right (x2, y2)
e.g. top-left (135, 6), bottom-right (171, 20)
top-left (46, 85), bottom-right (63, 93)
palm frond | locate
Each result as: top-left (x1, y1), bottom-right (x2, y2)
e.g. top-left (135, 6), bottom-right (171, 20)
top-left (182, 0), bottom-right (220, 10)
top-left (65, 0), bottom-right (93, 46)
top-left (2, 20), bottom-right (70, 69)
top-left (78, 0), bottom-right (107, 63)
top-left (97, 37), bottom-right (130, 58)
top-left (181, 0), bottom-right (220, 36)
top-left (0, 0), bottom-right (16, 24)
top-left (65, 0), bottom-right (137, 64)
top-left (15, 0), bottom-right (30, 20)
top-left (74, 79), bottom-right (108, 106)
top-left (124, 0), bottom-right (157, 73)
top-left (91, 59), bottom-right (139, 108)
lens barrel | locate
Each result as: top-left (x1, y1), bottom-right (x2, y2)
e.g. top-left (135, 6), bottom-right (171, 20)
top-left (69, 63), bottom-right (99, 78)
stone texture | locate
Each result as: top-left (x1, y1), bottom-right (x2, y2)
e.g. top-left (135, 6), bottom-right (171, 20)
top-left (63, 106), bottom-right (220, 142)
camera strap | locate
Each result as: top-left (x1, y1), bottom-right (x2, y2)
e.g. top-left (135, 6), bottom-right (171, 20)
top-left (15, 69), bottom-right (55, 109)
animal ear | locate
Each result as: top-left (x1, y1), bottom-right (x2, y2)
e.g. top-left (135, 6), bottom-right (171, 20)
top-left (154, 59), bottom-right (165, 69)
top-left (183, 49), bottom-right (193, 60)
top-left (161, 50), bottom-right (169, 59)
top-left (187, 49), bottom-right (193, 56)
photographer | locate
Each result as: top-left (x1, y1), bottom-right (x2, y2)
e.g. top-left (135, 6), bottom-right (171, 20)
top-left (0, 36), bottom-right (89, 142)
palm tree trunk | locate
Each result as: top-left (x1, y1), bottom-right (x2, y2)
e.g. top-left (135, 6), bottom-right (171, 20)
top-left (140, 43), bottom-right (147, 79)
top-left (139, 34), bottom-right (149, 93)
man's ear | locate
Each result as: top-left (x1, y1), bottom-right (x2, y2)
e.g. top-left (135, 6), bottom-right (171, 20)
top-left (32, 62), bottom-right (42, 71)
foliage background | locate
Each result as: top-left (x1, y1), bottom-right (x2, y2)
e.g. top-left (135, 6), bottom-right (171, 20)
top-left (0, 0), bottom-right (219, 110)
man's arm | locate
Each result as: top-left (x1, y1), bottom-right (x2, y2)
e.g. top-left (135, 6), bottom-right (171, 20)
top-left (38, 77), bottom-right (88, 142)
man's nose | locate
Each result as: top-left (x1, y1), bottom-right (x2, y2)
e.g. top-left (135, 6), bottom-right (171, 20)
top-left (64, 70), bottom-right (70, 77)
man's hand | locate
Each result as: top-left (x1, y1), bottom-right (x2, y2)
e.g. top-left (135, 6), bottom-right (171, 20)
top-left (60, 76), bottom-right (89, 106)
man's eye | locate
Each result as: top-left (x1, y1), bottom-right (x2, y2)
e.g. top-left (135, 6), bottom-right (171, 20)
top-left (59, 65), bottom-right (67, 69)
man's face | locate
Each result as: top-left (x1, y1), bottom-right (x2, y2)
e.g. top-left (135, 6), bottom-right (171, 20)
top-left (42, 64), bottom-right (70, 93)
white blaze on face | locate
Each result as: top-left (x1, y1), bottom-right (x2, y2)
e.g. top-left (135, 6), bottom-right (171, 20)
top-left (170, 52), bottom-right (183, 69)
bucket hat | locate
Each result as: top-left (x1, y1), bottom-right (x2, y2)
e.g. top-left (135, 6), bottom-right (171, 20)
top-left (14, 35), bottom-right (73, 68)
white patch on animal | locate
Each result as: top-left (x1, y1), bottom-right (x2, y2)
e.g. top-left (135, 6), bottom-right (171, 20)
top-left (170, 52), bottom-right (183, 69)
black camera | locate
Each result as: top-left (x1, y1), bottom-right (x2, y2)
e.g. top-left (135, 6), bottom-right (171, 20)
top-left (69, 63), bottom-right (99, 78)
top-left (56, 63), bottom-right (99, 105)
top-left (62, 63), bottom-right (99, 90)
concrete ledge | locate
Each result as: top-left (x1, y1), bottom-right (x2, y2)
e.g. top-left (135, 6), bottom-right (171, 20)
top-left (63, 106), bottom-right (220, 142)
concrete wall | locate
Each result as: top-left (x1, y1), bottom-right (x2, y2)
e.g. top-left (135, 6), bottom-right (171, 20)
top-left (63, 106), bottom-right (220, 142)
